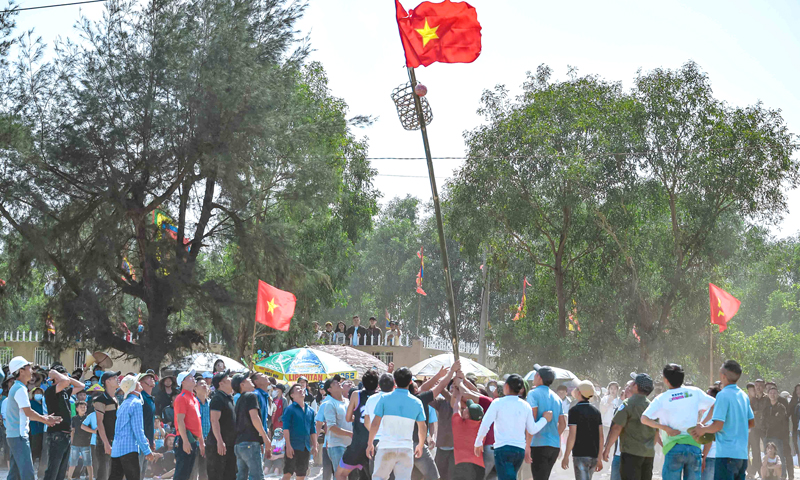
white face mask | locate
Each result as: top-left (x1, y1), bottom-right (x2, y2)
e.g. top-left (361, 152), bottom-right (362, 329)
top-left (271, 390), bottom-right (279, 398)
top-left (488, 385), bottom-right (496, 392)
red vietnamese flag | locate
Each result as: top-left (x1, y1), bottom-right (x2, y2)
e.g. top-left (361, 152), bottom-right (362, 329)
top-left (255, 280), bottom-right (296, 332)
top-left (709, 283), bottom-right (741, 333)
top-left (395, 0), bottom-right (482, 68)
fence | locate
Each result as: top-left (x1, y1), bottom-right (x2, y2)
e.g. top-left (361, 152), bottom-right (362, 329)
top-left (421, 336), bottom-right (499, 357)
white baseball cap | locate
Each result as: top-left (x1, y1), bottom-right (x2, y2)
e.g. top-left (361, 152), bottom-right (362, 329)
top-left (177, 369), bottom-right (196, 387)
top-left (9, 356), bottom-right (31, 375)
top-left (119, 375), bottom-right (138, 396)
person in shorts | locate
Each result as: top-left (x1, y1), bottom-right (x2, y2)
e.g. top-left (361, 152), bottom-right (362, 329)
top-left (335, 370), bottom-right (379, 479)
top-left (264, 428), bottom-right (285, 476)
top-left (68, 402), bottom-right (93, 480)
top-left (561, 380), bottom-right (604, 480)
top-left (281, 383), bottom-right (318, 480)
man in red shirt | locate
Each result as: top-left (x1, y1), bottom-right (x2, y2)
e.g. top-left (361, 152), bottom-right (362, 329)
top-left (457, 373), bottom-right (497, 479)
top-left (451, 377), bottom-right (485, 480)
top-left (173, 369), bottom-right (205, 480)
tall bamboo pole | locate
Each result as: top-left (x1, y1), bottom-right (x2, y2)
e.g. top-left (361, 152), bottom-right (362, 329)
top-left (407, 67), bottom-right (460, 360)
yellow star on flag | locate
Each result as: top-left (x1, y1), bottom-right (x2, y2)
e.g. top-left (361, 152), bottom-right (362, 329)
top-left (266, 298), bottom-right (277, 314)
top-left (415, 18), bottom-right (439, 47)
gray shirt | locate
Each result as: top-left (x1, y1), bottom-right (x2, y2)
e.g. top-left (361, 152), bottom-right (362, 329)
top-left (323, 397), bottom-right (352, 448)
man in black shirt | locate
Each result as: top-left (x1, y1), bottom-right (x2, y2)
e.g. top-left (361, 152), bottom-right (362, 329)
top-left (345, 316), bottom-right (365, 346)
top-left (206, 370), bottom-right (236, 480)
top-left (44, 365), bottom-right (85, 480)
top-left (364, 317), bottom-right (382, 346)
top-left (562, 380), bottom-right (604, 480)
top-left (94, 371), bottom-right (121, 480)
top-left (232, 373), bottom-right (271, 480)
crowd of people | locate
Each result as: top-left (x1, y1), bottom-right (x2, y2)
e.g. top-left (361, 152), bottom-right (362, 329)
top-left (311, 317), bottom-right (404, 347)
top-left (0, 353), bottom-right (796, 480)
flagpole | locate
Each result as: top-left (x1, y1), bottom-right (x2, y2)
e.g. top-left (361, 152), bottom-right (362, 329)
top-left (709, 323), bottom-right (713, 385)
top-left (416, 295), bottom-right (421, 338)
top-left (251, 317), bottom-right (259, 369)
top-left (407, 67), bottom-right (460, 360)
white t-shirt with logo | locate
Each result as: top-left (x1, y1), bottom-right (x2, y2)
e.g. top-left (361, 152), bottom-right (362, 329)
top-left (643, 386), bottom-right (716, 434)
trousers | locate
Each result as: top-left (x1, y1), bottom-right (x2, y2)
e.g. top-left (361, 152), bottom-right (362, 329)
top-left (109, 452), bottom-right (140, 480)
top-left (620, 453), bottom-right (654, 480)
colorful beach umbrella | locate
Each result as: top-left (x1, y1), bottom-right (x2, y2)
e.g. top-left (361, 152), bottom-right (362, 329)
top-left (254, 347), bottom-right (357, 382)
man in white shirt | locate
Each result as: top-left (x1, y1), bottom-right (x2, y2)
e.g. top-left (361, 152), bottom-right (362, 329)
top-left (364, 374), bottom-right (394, 475)
top-left (474, 374), bottom-right (552, 480)
top-left (5, 356), bottom-right (60, 480)
top-left (641, 364), bottom-right (716, 480)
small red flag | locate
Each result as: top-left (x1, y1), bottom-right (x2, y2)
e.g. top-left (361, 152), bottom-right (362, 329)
top-left (255, 280), bottom-right (296, 331)
top-left (709, 283), bottom-right (740, 333)
top-left (395, 0), bottom-right (482, 68)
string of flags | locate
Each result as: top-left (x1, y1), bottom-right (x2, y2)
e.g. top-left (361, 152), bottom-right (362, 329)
top-left (152, 209), bottom-right (191, 250)
top-left (512, 276), bottom-right (531, 321)
top-left (415, 247), bottom-right (426, 296)
top-left (567, 298), bottom-right (581, 332)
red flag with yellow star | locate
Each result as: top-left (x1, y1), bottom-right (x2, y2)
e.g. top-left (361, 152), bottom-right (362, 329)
top-left (255, 280), bottom-right (296, 331)
top-left (709, 283), bottom-right (741, 333)
top-left (395, 0), bottom-right (481, 68)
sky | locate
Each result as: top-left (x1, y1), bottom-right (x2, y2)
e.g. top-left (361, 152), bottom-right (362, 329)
top-left (11, 0), bottom-right (800, 237)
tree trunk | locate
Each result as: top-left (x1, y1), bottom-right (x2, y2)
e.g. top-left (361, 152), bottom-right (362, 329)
top-left (478, 247), bottom-right (489, 365)
top-left (555, 257), bottom-right (567, 337)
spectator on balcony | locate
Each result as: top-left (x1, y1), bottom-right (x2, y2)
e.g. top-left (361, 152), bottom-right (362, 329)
top-left (365, 317), bottom-right (383, 346)
top-left (346, 316), bottom-right (366, 347)
top-left (322, 323), bottom-right (335, 345)
top-left (385, 321), bottom-right (403, 346)
top-left (333, 322), bottom-right (347, 345)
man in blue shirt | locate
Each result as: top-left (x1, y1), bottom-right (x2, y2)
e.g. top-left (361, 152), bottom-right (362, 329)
top-left (251, 373), bottom-right (272, 435)
top-left (282, 383), bottom-right (318, 480)
top-left (366, 367), bottom-right (427, 480)
top-left (527, 365), bottom-right (565, 480)
top-left (110, 375), bottom-right (158, 480)
top-left (192, 376), bottom-right (211, 480)
top-left (692, 360), bottom-right (754, 480)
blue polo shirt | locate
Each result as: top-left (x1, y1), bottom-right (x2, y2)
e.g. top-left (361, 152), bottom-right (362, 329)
top-left (527, 385), bottom-right (563, 448)
top-left (373, 388), bottom-right (425, 450)
top-left (281, 401), bottom-right (316, 452)
top-left (255, 389), bottom-right (271, 433)
top-left (712, 384), bottom-right (754, 460)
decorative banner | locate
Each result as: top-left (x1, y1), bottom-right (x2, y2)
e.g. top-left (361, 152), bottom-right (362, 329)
top-left (415, 246), bottom-right (426, 296)
top-left (567, 298), bottom-right (581, 332)
top-left (151, 209), bottom-right (191, 250)
top-left (632, 325), bottom-right (641, 343)
top-left (512, 276), bottom-right (532, 321)
top-left (45, 313), bottom-right (56, 335)
top-left (120, 322), bottom-right (132, 342)
top-left (121, 258), bottom-right (136, 281)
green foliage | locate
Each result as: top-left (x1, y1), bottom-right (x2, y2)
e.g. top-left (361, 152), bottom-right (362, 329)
top-left (720, 325), bottom-right (800, 385)
top-left (0, 0), bottom-right (377, 368)
top-left (444, 61), bottom-right (799, 382)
